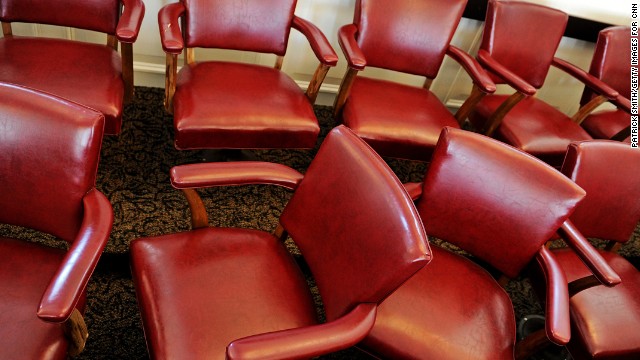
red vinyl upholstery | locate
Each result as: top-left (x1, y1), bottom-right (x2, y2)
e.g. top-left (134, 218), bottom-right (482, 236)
top-left (469, 1), bottom-right (619, 166)
top-left (359, 127), bottom-right (609, 359)
top-left (159, 0), bottom-right (338, 151)
top-left (130, 125), bottom-right (430, 359)
top-left (580, 26), bottom-right (632, 140)
top-left (0, 82), bottom-right (113, 359)
top-left (334, 0), bottom-right (496, 161)
top-left (550, 141), bottom-right (640, 359)
top-left (0, 0), bottom-right (145, 135)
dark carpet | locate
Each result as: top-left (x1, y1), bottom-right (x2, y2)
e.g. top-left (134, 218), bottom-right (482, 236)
top-left (2, 86), bottom-right (639, 359)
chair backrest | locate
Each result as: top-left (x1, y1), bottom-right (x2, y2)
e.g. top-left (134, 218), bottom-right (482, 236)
top-left (280, 125), bottom-right (431, 322)
top-left (181, 0), bottom-right (296, 55)
top-left (354, 0), bottom-right (467, 78)
top-left (0, 0), bottom-right (120, 34)
top-left (581, 26), bottom-right (631, 105)
top-left (416, 128), bottom-right (585, 278)
top-left (561, 140), bottom-right (640, 243)
top-left (481, 0), bottom-right (567, 89)
top-left (0, 82), bottom-right (105, 242)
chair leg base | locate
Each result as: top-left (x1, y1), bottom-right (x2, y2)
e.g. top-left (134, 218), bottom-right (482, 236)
top-left (516, 315), bottom-right (572, 360)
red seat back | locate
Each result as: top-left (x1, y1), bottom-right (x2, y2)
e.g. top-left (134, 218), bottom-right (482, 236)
top-left (354, 0), bottom-right (467, 78)
top-left (562, 140), bottom-right (640, 243)
top-left (0, 0), bottom-right (120, 34)
top-left (182, 0), bottom-right (296, 55)
top-left (280, 126), bottom-right (431, 321)
top-left (0, 83), bottom-right (105, 242)
top-left (481, 0), bottom-right (567, 88)
top-left (417, 128), bottom-right (585, 278)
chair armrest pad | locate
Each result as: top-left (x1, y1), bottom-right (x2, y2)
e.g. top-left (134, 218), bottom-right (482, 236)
top-left (552, 58), bottom-right (618, 100)
top-left (557, 220), bottom-right (621, 286)
top-left (403, 182), bottom-right (423, 201)
top-left (477, 50), bottom-right (536, 96)
top-left (226, 303), bottom-right (377, 360)
top-left (292, 16), bottom-right (338, 66)
top-left (338, 24), bottom-right (366, 70)
top-left (615, 95), bottom-right (632, 113)
top-left (170, 162), bottom-right (304, 191)
top-left (447, 46), bottom-right (496, 94)
top-left (158, 2), bottom-right (185, 54)
top-left (37, 189), bottom-right (113, 322)
top-left (534, 247), bottom-right (570, 345)
top-left (116, 0), bottom-right (145, 43)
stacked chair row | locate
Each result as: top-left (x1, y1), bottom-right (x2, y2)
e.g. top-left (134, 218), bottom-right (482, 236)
top-left (0, 0), bottom-right (637, 360)
top-left (0, 0), bottom-right (631, 163)
top-left (1, 80), bottom-right (639, 359)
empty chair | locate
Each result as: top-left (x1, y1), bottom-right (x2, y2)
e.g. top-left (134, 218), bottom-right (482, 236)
top-left (540, 141), bottom-right (640, 359)
top-left (159, 0), bottom-right (338, 152)
top-left (0, 82), bottom-right (113, 359)
top-left (577, 26), bottom-right (632, 141)
top-left (0, 0), bottom-right (145, 135)
top-left (469, 0), bottom-right (619, 166)
top-left (333, 0), bottom-right (496, 161)
top-left (130, 125), bottom-right (431, 359)
top-left (358, 128), bottom-right (620, 360)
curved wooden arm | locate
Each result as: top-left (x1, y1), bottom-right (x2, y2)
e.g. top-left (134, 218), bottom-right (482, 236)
top-left (170, 162), bottom-right (304, 191)
top-left (158, 2), bottom-right (186, 54)
top-left (226, 303), bottom-right (377, 360)
top-left (483, 91), bottom-right (527, 136)
top-left (447, 46), bottom-right (496, 94)
top-left (292, 16), bottom-right (338, 66)
top-left (337, 24), bottom-right (366, 70)
top-left (552, 57), bottom-right (618, 100)
top-left (116, 0), bottom-right (145, 43)
top-left (477, 50), bottom-right (536, 96)
top-left (37, 189), bottom-right (113, 322)
top-left (534, 246), bottom-right (570, 345)
top-left (557, 220), bottom-right (621, 287)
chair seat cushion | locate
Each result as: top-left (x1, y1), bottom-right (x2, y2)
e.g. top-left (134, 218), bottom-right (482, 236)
top-left (342, 77), bottom-right (460, 161)
top-left (360, 245), bottom-right (515, 360)
top-left (552, 248), bottom-right (640, 359)
top-left (0, 36), bottom-right (124, 135)
top-left (0, 237), bottom-right (72, 360)
top-left (173, 61), bottom-right (320, 150)
top-left (470, 95), bottom-right (592, 165)
top-left (130, 227), bottom-right (318, 359)
top-left (581, 109), bottom-right (629, 139)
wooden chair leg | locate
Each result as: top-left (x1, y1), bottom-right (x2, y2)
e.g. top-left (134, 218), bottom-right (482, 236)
top-left (515, 328), bottom-right (554, 360)
top-left (63, 308), bottom-right (89, 357)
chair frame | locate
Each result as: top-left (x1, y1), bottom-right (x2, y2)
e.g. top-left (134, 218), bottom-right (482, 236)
top-left (158, 1), bottom-right (338, 113)
top-left (0, 0), bottom-right (145, 104)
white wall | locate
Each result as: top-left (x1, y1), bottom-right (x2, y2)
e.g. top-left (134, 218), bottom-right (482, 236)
top-left (3, 0), bottom-right (630, 112)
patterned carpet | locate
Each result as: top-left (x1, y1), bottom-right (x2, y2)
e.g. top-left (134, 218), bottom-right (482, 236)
top-left (2, 86), bottom-right (638, 359)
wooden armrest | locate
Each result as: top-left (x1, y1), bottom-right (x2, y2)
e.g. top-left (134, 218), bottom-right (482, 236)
top-left (477, 50), bottom-right (536, 96)
top-left (338, 24), bottom-right (366, 70)
top-left (292, 16), bottom-right (338, 66)
top-left (158, 2), bottom-right (186, 54)
top-left (534, 247), bottom-right (570, 345)
top-left (170, 162), bottom-right (304, 191)
top-left (116, 0), bottom-right (145, 43)
top-left (552, 57), bottom-right (618, 100)
top-left (227, 303), bottom-right (377, 360)
top-left (37, 189), bottom-right (113, 322)
top-left (447, 46), bottom-right (496, 94)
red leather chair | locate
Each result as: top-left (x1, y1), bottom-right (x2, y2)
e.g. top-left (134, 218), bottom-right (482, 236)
top-left (0, 82), bottom-right (113, 359)
top-left (159, 0), bottom-right (338, 151)
top-left (130, 125), bottom-right (431, 359)
top-left (577, 26), bottom-right (632, 141)
top-left (0, 0), bottom-right (145, 135)
top-left (542, 141), bottom-right (640, 359)
top-left (333, 0), bottom-right (496, 161)
top-left (468, 0), bottom-right (619, 166)
top-left (358, 128), bottom-right (620, 360)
